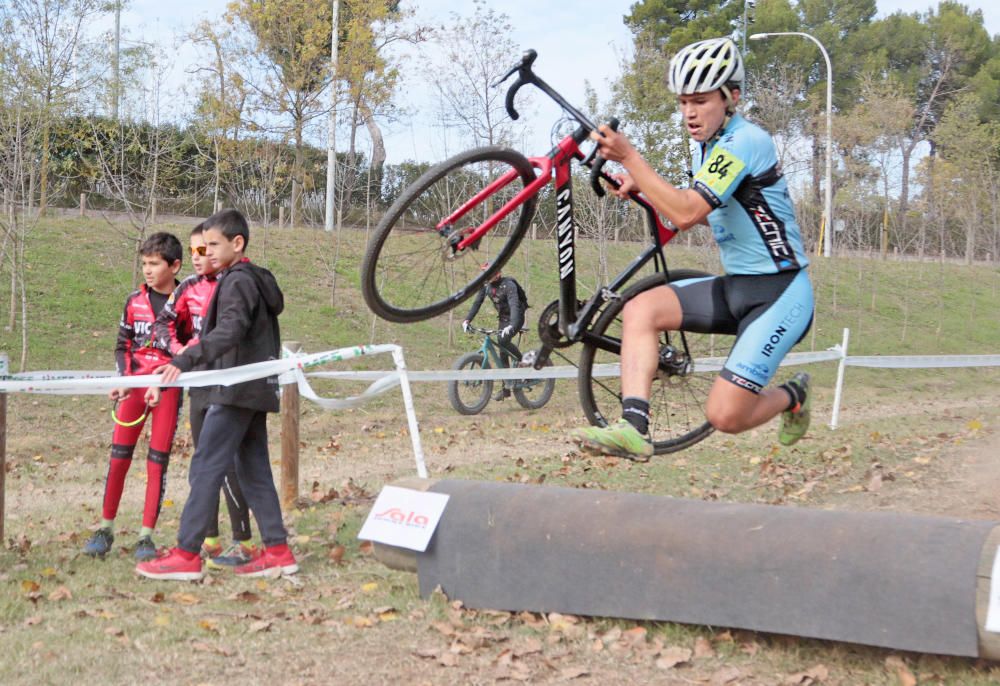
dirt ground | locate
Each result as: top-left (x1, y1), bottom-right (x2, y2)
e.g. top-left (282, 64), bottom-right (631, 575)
top-left (4, 381), bottom-right (1000, 685)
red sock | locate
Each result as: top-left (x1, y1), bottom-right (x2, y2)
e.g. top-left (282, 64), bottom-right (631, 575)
top-left (102, 457), bottom-right (132, 521)
top-left (142, 459), bottom-right (167, 529)
top-left (173, 547), bottom-right (199, 561)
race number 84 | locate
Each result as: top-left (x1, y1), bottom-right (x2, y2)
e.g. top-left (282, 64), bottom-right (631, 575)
top-left (696, 148), bottom-right (745, 196)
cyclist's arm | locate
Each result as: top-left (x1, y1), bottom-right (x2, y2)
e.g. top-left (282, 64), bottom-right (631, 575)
top-left (593, 126), bottom-right (711, 230)
top-left (465, 287), bottom-right (486, 323)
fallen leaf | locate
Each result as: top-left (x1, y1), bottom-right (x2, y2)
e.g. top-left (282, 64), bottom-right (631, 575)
top-left (784, 663), bottom-right (830, 684)
top-left (230, 590), bottom-right (261, 603)
top-left (48, 586), bottom-right (72, 601)
top-left (438, 652), bottom-right (459, 667)
top-left (169, 592), bottom-right (200, 606)
top-left (199, 619), bottom-right (219, 633)
top-left (559, 666), bottom-right (589, 680)
top-left (412, 647), bottom-right (440, 659)
top-left (655, 646), bottom-right (692, 670)
top-left (104, 626), bottom-right (124, 637)
top-left (248, 620), bottom-right (273, 633)
top-left (360, 582), bottom-right (378, 594)
top-left (694, 636), bottom-right (715, 658)
top-left (711, 666), bottom-right (743, 685)
top-left (24, 616), bottom-right (43, 626)
top-left (885, 656), bottom-right (916, 686)
top-left (328, 545), bottom-right (345, 565)
top-left (622, 626), bottom-right (647, 645)
top-left (21, 580), bottom-right (40, 594)
top-left (154, 614), bottom-right (170, 627)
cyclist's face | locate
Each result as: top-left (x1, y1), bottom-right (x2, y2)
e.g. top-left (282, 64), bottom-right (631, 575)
top-left (678, 90), bottom-right (730, 142)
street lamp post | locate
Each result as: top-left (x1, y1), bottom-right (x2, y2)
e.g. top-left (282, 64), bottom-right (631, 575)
top-left (750, 31), bottom-right (833, 258)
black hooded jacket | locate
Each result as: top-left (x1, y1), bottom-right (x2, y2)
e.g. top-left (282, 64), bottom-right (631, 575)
top-left (170, 259), bottom-right (284, 413)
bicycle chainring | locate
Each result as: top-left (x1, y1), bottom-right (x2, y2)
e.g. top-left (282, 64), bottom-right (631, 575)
top-left (537, 299), bottom-right (575, 349)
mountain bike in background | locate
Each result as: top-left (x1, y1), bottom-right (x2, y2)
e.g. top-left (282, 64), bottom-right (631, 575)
top-left (362, 50), bottom-right (729, 454)
top-left (448, 325), bottom-right (555, 415)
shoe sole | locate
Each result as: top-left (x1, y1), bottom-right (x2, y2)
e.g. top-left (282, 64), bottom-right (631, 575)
top-left (575, 437), bottom-right (652, 463)
top-left (135, 568), bottom-right (205, 581)
top-left (235, 564), bottom-right (299, 578)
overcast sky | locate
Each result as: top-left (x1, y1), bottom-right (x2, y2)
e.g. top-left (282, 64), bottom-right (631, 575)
top-left (101, 0), bottom-right (1000, 163)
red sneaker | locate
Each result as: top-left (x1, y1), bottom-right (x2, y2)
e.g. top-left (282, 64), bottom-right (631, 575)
top-left (135, 547), bottom-right (204, 581)
top-left (234, 545), bottom-right (298, 578)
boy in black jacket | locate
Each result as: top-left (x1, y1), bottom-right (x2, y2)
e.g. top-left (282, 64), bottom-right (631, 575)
top-left (136, 208), bottom-right (296, 581)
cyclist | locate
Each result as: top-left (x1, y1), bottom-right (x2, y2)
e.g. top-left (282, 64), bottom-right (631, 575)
top-left (574, 36), bottom-right (814, 461)
top-left (462, 264), bottom-right (527, 401)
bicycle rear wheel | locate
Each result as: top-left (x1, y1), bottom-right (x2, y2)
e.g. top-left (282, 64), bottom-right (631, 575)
top-left (513, 359), bottom-right (556, 410)
top-left (448, 352), bottom-right (493, 415)
top-left (577, 270), bottom-right (725, 454)
top-left (362, 147), bottom-right (537, 323)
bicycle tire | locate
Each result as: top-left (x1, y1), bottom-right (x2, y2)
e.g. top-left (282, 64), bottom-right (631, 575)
top-left (447, 351), bottom-right (493, 415)
top-left (362, 147), bottom-right (537, 323)
top-left (577, 269), bottom-right (725, 454)
top-left (513, 359), bottom-right (556, 410)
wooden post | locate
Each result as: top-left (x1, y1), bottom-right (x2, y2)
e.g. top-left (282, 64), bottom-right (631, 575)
top-left (280, 341), bottom-right (302, 507)
top-left (0, 353), bottom-right (8, 541)
top-left (278, 206), bottom-right (285, 229)
top-left (79, 193), bottom-right (87, 217)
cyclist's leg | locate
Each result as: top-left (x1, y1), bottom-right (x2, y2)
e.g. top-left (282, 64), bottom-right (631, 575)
top-left (575, 276), bottom-right (726, 459)
top-left (496, 326), bottom-right (522, 370)
top-left (704, 270), bottom-right (814, 437)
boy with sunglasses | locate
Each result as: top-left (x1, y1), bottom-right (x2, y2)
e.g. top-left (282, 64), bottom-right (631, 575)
top-left (138, 208), bottom-right (294, 581)
top-left (153, 224), bottom-right (256, 568)
top-left (83, 232), bottom-right (182, 561)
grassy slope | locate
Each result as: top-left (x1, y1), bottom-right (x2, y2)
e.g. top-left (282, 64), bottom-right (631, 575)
top-left (2, 216), bottom-right (1000, 684)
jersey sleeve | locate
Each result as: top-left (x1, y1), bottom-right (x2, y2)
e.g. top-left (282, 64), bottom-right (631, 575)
top-left (691, 145), bottom-right (750, 209)
top-left (114, 297), bottom-right (132, 376)
top-left (155, 284), bottom-right (189, 355)
top-left (465, 287), bottom-right (486, 322)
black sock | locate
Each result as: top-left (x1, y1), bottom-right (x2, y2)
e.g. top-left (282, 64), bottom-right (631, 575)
top-left (779, 379), bottom-right (805, 412)
top-left (622, 397), bottom-right (650, 435)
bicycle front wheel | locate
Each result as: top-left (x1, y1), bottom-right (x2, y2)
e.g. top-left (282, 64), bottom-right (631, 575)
top-left (577, 270), bottom-right (725, 454)
top-left (447, 352), bottom-right (493, 415)
top-left (362, 147), bottom-right (537, 323)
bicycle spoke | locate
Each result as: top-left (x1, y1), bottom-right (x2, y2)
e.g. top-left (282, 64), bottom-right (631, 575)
top-left (362, 147), bottom-right (536, 323)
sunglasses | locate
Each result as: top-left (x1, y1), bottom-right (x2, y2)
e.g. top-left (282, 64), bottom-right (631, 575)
top-left (190, 245), bottom-right (207, 256)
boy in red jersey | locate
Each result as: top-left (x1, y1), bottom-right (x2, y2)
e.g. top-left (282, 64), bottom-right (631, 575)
top-left (153, 224), bottom-right (256, 567)
top-left (83, 232), bottom-right (183, 561)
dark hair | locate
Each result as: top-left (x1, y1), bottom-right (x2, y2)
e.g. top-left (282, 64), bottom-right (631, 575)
top-left (190, 221), bottom-right (205, 237)
top-left (203, 208), bottom-right (250, 249)
top-left (140, 232), bottom-right (183, 265)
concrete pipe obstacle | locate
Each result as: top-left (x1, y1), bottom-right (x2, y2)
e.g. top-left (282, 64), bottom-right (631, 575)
top-left (374, 478), bottom-right (1000, 659)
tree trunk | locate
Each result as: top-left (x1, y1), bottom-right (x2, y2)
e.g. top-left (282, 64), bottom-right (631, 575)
top-left (360, 101), bottom-right (385, 202)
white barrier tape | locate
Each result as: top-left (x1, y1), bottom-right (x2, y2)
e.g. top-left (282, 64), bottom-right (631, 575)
top-left (844, 354), bottom-right (1000, 369)
top-left (0, 344), bottom-right (399, 395)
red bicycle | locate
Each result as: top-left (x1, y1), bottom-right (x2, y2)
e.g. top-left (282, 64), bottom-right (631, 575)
top-left (361, 50), bottom-right (730, 453)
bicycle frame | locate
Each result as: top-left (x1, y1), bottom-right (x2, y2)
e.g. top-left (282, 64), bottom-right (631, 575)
top-left (440, 132), bottom-right (680, 360)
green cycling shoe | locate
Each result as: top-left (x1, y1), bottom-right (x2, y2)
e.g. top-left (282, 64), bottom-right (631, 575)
top-left (573, 418), bottom-right (654, 462)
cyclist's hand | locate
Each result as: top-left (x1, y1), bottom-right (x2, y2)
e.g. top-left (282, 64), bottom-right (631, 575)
top-left (109, 387), bottom-right (129, 401)
top-left (610, 173), bottom-right (638, 199)
top-left (500, 325), bottom-right (514, 339)
top-left (590, 125), bottom-right (637, 165)
top-left (462, 320), bottom-right (471, 333)
top-left (144, 386), bottom-right (161, 408)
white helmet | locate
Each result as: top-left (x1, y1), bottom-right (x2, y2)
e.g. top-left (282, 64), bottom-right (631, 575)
top-left (668, 37), bottom-right (744, 108)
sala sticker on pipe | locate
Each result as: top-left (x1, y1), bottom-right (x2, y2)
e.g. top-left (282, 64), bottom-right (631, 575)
top-left (358, 486), bottom-right (450, 552)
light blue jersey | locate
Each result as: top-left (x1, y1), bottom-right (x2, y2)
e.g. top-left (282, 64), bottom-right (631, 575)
top-left (691, 114), bottom-right (809, 275)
